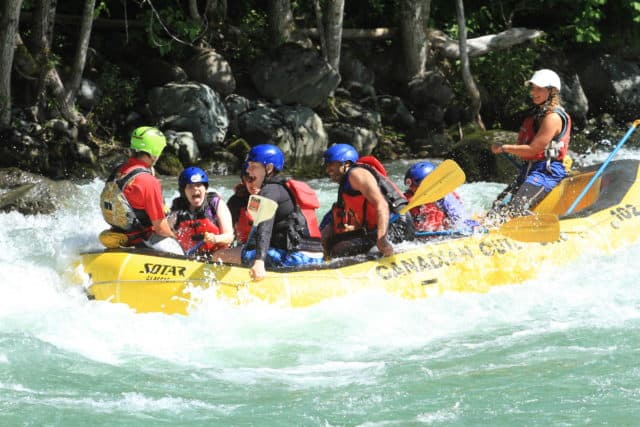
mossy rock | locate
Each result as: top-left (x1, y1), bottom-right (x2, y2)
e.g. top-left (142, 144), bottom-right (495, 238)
top-left (447, 128), bottom-right (518, 184)
top-left (156, 152), bottom-right (183, 176)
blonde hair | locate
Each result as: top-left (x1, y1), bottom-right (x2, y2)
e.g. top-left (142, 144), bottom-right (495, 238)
top-left (544, 87), bottom-right (561, 111)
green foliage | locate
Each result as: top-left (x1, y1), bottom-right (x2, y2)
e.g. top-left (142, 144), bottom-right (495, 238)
top-left (230, 9), bottom-right (269, 62)
top-left (143, 7), bottom-right (202, 56)
top-left (450, 45), bottom-right (540, 129)
top-left (90, 63), bottom-right (138, 132)
top-left (94, 1), bottom-right (110, 18)
top-left (558, 0), bottom-right (606, 43)
top-left (632, 2), bottom-right (640, 22)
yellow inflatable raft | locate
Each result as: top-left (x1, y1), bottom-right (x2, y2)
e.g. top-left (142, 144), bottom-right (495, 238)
top-left (77, 159), bottom-right (640, 315)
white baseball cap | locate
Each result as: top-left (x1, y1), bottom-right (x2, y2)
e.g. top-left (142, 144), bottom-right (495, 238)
top-left (525, 69), bottom-right (561, 90)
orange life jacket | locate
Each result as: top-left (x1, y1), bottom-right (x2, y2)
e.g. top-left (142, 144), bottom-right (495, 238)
top-left (331, 160), bottom-right (408, 234)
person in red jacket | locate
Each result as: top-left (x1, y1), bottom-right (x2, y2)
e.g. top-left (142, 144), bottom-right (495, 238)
top-left (169, 167), bottom-right (234, 255)
top-left (99, 126), bottom-right (182, 254)
top-left (490, 69), bottom-right (571, 221)
top-left (404, 161), bottom-right (479, 236)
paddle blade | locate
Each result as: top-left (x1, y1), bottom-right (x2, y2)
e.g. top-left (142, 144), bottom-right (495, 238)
top-left (400, 159), bottom-right (466, 214)
top-left (247, 195), bottom-right (278, 226)
top-left (497, 213), bottom-right (560, 243)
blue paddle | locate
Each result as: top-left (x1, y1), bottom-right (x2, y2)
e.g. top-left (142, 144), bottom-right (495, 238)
top-left (564, 119), bottom-right (640, 215)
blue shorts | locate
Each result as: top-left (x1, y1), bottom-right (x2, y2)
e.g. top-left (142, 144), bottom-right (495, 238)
top-left (241, 248), bottom-right (324, 268)
top-left (523, 161), bottom-right (567, 192)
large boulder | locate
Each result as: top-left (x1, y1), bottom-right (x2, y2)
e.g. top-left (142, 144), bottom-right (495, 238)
top-left (580, 55), bottom-right (640, 122)
top-left (250, 43), bottom-right (340, 108)
top-left (236, 104), bottom-right (327, 169)
top-left (148, 81), bottom-right (229, 147)
top-left (183, 47), bottom-right (236, 96)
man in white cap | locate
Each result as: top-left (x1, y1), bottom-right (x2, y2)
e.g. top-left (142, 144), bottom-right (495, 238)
top-left (489, 69), bottom-right (572, 221)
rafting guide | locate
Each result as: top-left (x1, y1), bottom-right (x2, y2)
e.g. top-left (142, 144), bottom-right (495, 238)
top-left (488, 69), bottom-right (572, 224)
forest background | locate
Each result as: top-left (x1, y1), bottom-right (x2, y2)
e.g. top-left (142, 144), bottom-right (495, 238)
top-left (0, 0), bottom-right (639, 187)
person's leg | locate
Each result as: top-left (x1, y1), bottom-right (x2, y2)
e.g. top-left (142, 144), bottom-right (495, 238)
top-left (508, 182), bottom-right (548, 215)
top-left (486, 182), bottom-right (547, 224)
top-left (327, 230), bottom-right (376, 258)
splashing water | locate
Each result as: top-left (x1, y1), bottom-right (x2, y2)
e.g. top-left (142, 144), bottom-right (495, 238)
top-left (1, 149), bottom-right (640, 425)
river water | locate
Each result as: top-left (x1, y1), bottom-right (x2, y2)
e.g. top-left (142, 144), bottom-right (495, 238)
top-left (1, 150), bottom-right (640, 426)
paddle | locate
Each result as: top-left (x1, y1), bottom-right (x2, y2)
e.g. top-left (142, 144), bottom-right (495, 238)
top-left (186, 234), bottom-right (205, 256)
top-left (495, 213), bottom-right (559, 242)
top-left (564, 119), bottom-right (640, 215)
top-left (415, 214), bottom-right (560, 243)
top-left (399, 159), bottom-right (466, 214)
top-left (247, 194), bottom-right (279, 226)
top-left (243, 194), bottom-right (279, 242)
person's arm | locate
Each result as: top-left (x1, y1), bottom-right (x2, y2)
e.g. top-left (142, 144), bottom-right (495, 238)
top-left (493, 112), bottom-right (562, 158)
top-left (348, 168), bottom-right (393, 256)
top-left (153, 217), bottom-right (176, 238)
top-left (249, 184), bottom-right (283, 280)
top-left (144, 177), bottom-right (176, 238)
top-left (205, 198), bottom-right (235, 246)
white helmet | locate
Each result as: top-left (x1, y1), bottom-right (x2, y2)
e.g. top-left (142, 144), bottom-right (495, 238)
top-left (525, 69), bottom-right (561, 90)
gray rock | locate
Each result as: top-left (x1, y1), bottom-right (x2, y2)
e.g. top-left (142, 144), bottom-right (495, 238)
top-left (148, 81), bottom-right (229, 147)
top-left (250, 43), bottom-right (340, 108)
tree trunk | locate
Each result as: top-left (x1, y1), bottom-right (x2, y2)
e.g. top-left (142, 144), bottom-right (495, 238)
top-left (64, 0), bottom-right (95, 115)
top-left (268, 0), bottom-right (293, 45)
top-left (325, 0), bottom-right (344, 73)
top-left (32, 0), bottom-right (83, 124)
top-left (399, 0), bottom-right (430, 79)
top-left (312, 0), bottom-right (328, 61)
top-left (0, 0), bottom-right (24, 129)
top-left (188, 0), bottom-right (201, 21)
top-left (455, 0), bottom-right (485, 130)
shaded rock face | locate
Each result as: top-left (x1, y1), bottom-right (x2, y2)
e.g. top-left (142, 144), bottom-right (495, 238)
top-left (140, 59), bottom-right (188, 90)
top-left (184, 48), bottom-right (236, 96)
top-left (148, 81), bottom-right (229, 147)
top-left (580, 55), bottom-right (640, 120)
top-left (250, 43), bottom-right (340, 108)
top-left (236, 104), bottom-right (328, 168)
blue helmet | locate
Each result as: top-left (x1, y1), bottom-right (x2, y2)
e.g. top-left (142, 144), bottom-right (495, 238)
top-left (405, 161), bottom-right (436, 187)
top-left (179, 166), bottom-right (209, 189)
top-left (246, 144), bottom-right (285, 171)
top-left (323, 144), bottom-right (359, 164)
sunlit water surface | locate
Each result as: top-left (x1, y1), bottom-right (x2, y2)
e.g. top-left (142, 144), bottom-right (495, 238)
top-left (1, 150), bottom-right (640, 426)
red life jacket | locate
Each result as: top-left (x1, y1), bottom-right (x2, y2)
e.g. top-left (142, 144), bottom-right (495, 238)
top-left (357, 155), bottom-right (388, 176)
top-left (235, 206), bottom-right (253, 244)
top-left (175, 219), bottom-right (222, 252)
top-left (172, 193), bottom-right (228, 253)
top-left (285, 179), bottom-right (321, 238)
top-left (518, 107), bottom-right (571, 161)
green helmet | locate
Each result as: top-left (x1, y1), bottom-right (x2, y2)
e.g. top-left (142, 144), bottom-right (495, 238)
top-left (130, 126), bottom-right (166, 158)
